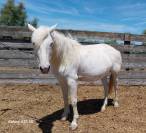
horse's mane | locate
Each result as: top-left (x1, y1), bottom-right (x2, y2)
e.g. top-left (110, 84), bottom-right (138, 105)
top-left (51, 31), bottom-right (81, 67)
top-left (52, 31), bottom-right (80, 49)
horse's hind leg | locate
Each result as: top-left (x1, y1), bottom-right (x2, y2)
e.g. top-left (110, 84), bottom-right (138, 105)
top-left (101, 77), bottom-right (109, 112)
top-left (113, 73), bottom-right (119, 107)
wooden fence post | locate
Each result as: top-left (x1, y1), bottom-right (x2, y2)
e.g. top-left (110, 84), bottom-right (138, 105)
top-left (124, 33), bottom-right (131, 45)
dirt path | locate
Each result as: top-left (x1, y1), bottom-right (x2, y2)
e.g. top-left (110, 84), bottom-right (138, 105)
top-left (0, 84), bottom-right (146, 133)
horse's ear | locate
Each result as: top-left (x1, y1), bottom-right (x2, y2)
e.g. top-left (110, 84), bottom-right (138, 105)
top-left (50, 24), bottom-right (58, 32)
top-left (28, 24), bottom-right (36, 32)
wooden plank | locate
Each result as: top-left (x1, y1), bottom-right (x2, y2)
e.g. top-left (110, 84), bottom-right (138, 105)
top-left (0, 67), bottom-right (39, 72)
top-left (131, 34), bottom-right (146, 42)
top-left (0, 67), bottom-right (145, 85)
top-left (48, 30), bottom-right (146, 42)
top-left (0, 78), bottom-right (58, 85)
top-left (0, 59), bottom-right (38, 68)
top-left (112, 45), bottom-right (146, 53)
top-left (0, 42), bottom-right (33, 50)
top-left (0, 26), bottom-right (28, 32)
top-left (0, 73), bottom-right (53, 79)
top-left (122, 55), bottom-right (146, 62)
top-left (0, 50), bottom-right (35, 59)
top-left (0, 27), bottom-right (31, 40)
top-left (0, 59), bottom-right (145, 71)
top-left (0, 70), bottom-right (146, 79)
top-left (1, 26), bottom-right (146, 42)
top-left (124, 62), bottom-right (146, 69)
top-left (2, 42), bottom-right (145, 53)
top-left (0, 67), bottom-right (144, 74)
top-left (119, 79), bottom-right (146, 85)
top-left (119, 71), bottom-right (146, 79)
top-left (122, 54), bottom-right (146, 58)
top-left (0, 27), bottom-right (124, 41)
top-left (0, 42), bottom-right (145, 53)
top-left (0, 77), bottom-right (145, 85)
top-left (80, 79), bottom-right (146, 85)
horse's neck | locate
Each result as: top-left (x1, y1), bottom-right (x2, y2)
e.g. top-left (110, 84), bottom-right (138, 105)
top-left (53, 31), bottom-right (65, 50)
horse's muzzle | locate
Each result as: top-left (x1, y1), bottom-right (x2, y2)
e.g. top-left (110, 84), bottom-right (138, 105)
top-left (40, 66), bottom-right (50, 74)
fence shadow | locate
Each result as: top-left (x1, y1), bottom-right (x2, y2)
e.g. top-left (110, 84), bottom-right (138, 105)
top-left (37, 98), bottom-right (113, 133)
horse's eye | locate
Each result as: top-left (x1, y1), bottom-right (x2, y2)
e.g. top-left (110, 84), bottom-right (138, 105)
top-left (32, 42), bottom-right (35, 45)
top-left (50, 42), bottom-right (53, 47)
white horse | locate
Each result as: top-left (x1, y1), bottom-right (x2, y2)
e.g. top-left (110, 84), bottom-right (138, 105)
top-left (28, 24), bottom-right (122, 130)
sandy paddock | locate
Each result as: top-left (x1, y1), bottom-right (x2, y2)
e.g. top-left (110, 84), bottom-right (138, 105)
top-left (0, 84), bottom-right (146, 133)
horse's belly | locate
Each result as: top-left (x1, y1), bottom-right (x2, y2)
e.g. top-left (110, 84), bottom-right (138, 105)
top-left (78, 72), bottom-right (110, 81)
top-left (78, 59), bottom-right (111, 76)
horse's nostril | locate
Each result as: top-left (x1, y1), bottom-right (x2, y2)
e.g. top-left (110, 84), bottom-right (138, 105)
top-left (40, 67), bottom-right (43, 71)
top-left (40, 66), bottom-right (50, 74)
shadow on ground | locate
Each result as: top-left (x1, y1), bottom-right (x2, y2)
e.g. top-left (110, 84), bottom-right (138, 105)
top-left (37, 98), bottom-right (113, 133)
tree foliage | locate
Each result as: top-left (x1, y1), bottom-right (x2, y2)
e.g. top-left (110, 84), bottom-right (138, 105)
top-left (143, 29), bottom-right (146, 35)
top-left (28, 18), bottom-right (39, 27)
top-left (0, 0), bottom-right (38, 27)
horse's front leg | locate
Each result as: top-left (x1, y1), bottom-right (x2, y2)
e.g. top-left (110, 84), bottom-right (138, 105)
top-left (61, 87), bottom-right (70, 121)
top-left (59, 79), bottom-right (70, 121)
top-left (67, 77), bottom-right (79, 130)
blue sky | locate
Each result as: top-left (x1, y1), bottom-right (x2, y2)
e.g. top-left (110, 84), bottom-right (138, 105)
top-left (0, 0), bottom-right (146, 34)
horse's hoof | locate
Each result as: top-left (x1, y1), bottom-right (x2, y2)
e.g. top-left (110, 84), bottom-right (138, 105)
top-left (61, 116), bottom-right (67, 121)
top-left (114, 102), bottom-right (119, 108)
top-left (61, 114), bottom-right (68, 121)
top-left (70, 122), bottom-right (78, 130)
top-left (101, 106), bottom-right (106, 112)
top-left (61, 111), bottom-right (69, 121)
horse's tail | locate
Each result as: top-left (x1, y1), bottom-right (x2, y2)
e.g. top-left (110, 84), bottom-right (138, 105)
top-left (109, 74), bottom-right (114, 94)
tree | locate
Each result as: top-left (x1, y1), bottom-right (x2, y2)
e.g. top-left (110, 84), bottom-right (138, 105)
top-left (29, 18), bottom-right (39, 27)
top-left (0, 0), bottom-right (38, 27)
top-left (143, 29), bottom-right (146, 34)
top-left (15, 2), bottom-right (27, 26)
top-left (0, 0), bottom-right (16, 25)
top-left (0, 0), bottom-right (27, 26)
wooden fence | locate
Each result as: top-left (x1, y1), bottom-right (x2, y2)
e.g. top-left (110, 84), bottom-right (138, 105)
top-left (0, 26), bottom-right (146, 85)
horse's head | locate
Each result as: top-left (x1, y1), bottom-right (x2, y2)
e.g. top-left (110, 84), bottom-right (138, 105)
top-left (28, 24), bottom-right (57, 74)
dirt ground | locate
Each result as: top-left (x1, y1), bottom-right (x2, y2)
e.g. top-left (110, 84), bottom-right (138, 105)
top-left (0, 84), bottom-right (146, 133)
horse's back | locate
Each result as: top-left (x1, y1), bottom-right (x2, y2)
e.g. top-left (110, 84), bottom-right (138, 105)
top-left (80, 43), bottom-right (121, 62)
top-left (78, 44), bottom-right (122, 76)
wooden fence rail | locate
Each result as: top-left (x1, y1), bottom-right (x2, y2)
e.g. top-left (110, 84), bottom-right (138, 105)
top-left (0, 26), bottom-right (146, 85)
top-left (0, 26), bottom-right (146, 44)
